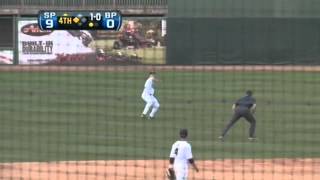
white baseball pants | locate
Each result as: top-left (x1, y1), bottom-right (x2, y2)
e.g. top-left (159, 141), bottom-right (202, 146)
top-left (141, 93), bottom-right (160, 118)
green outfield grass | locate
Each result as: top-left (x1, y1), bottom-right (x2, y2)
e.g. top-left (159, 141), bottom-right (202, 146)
top-left (0, 71), bottom-right (319, 162)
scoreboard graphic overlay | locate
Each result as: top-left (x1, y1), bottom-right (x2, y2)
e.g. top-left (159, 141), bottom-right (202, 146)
top-left (38, 11), bottom-right (122, 30)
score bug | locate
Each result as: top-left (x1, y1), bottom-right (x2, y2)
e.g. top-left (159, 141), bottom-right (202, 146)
top-left (39, 11), bottom-right (121, 30)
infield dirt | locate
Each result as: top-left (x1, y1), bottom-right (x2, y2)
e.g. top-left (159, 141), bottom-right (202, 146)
top-left (1, 159), bottom-right (319, 180)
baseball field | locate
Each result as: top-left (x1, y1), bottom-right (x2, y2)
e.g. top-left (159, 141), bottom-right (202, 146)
top-left (0, 66), bottom-right (319, 179)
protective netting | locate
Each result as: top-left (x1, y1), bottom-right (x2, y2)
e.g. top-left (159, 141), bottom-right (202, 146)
top-left (0, 0), bottom-right (320, 180)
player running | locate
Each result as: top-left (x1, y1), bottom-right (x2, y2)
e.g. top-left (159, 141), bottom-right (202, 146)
top-left (141, 71), bottom-right (160, 120)
top-left (168, 129), bottom-right (199, 180)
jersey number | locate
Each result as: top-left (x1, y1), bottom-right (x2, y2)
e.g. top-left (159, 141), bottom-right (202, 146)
top-left (174, 148), bottom-right (179, 155)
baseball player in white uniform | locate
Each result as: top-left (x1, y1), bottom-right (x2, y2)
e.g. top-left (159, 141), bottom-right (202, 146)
top-left (168, 129), bottom-right (199, 180)
top-left (141, 71), bottom-right (160, 120)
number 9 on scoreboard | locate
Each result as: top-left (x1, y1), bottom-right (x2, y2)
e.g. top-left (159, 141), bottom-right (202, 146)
top-left (45, 19), bottom-right (54, 28)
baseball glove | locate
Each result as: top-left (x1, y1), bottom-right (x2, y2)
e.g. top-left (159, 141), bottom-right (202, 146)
top-left (166, 168), bottom-right (176, 180)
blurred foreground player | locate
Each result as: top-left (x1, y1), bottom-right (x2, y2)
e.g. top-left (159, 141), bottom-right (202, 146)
top-left (167, 129), bottom-right (199, 180)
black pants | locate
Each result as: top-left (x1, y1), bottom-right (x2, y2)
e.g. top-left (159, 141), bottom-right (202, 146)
top-left (221, 107), bottom-right (256, 138)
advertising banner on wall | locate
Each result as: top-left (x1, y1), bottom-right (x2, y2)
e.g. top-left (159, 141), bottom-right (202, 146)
top-left (0, 50), bottom-right (13, 64)
top-left (18, 18), bottom-right (166, 65)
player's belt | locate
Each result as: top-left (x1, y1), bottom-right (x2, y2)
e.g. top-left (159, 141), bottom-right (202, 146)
top-left (237, 105), bottom-right (250, 109)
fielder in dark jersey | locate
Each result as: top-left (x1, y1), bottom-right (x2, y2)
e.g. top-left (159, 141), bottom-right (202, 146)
top-left (219, 90), bottom-right (257, 141)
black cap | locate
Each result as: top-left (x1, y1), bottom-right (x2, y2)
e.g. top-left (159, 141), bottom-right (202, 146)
top-left (246, 90), bottom-right (253, 96)
top-left (149, 71), bottom-right (156, 75)
top-left (179, 128), bottom-right (188, 138)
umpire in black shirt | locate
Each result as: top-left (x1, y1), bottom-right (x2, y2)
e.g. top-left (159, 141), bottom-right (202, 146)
top-left (219, 90), bottom-right (257, 141)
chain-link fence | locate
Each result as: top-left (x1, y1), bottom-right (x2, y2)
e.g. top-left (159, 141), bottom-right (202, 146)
top-left (0, 1), bottom-right (319, 180)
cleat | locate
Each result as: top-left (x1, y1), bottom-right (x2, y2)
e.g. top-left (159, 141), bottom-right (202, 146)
top-left (140, 114), bottom-right (147, 119)
top-left (248, 137), bottom-right (257, 142)
top-left (148, 116), bottom-right (155, 120)
top-left (218, 136), bottom-right (225, 141)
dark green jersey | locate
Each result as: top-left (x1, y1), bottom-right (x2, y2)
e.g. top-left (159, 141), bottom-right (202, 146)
top-left (235, 95), bottom-right (256, 108)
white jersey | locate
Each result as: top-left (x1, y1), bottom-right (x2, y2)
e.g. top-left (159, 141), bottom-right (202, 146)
top-left (169, 140), bottom-right (193, 168)
top-left (142, 77), bottom-right (155, 95)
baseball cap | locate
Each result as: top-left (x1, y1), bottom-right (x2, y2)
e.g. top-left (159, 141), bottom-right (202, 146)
top-left (179, 129), bottom-right (188, 138)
